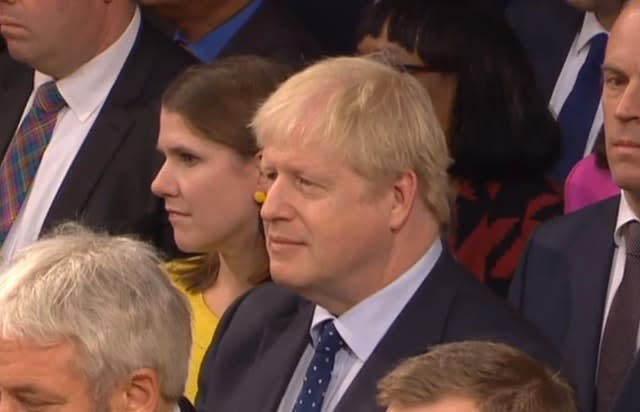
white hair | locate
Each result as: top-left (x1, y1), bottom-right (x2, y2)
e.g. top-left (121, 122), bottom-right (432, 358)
top-left (0, 223), bottom-right (191, 404)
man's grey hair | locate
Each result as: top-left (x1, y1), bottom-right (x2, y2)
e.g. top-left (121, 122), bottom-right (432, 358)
top-left (0, 223), bottom-right (191, 404)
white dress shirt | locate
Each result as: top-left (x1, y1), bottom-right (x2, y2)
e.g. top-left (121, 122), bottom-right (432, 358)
top-left (277, 240), bottom-right (443, 412)
top-left (0, 8), bottom-right (141, 264)
top-left (549, 12), bottom-right (608, 155)
top-left (601, 192), bottom-right (640, 350)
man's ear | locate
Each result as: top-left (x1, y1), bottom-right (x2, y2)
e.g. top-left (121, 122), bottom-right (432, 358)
top-left (120, 368), bottom-right (162, 412)
top-left (389, 170), bottom-right (418, 231)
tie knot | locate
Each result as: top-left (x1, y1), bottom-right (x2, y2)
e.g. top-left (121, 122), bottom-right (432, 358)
top-left (315, 320), bottom-right (343, 356)
top-left (625, 221), bottom-right (640, 258)
top-left (33, 81), bottom-right (66, 114)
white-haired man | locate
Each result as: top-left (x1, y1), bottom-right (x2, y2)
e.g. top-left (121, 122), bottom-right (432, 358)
top-left (0, 224), bottom-right (194, 412)
top-left (196, 56), bottom-right (561, 412)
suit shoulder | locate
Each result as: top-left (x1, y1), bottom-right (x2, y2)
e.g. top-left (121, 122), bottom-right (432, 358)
top-left (444, 264), bottom-right (560, 366)
top-left (235, 282), bottom-right (305, 317)
top-left (529, 196), bottom-right (619, 247)
top-left (139, 19), bottom-right (197, 72)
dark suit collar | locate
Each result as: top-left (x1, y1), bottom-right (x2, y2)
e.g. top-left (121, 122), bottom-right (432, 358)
top-left (253, 298), bottom-right (314, 412)
top-left (565, 196), bottom-right (619, 412)
top-left (0, 57), bottom-right (33, 156)
top-left (335, 250), bottom-right (462, 412)
top-left (42, 20), bottom-right (156, 230)
top-left (177, 397), bottom-right (196, 412)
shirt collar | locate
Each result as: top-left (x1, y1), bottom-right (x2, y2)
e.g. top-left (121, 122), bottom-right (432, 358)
top-left (614, 191), bottom-right (640, 246)
top-left (175, 0), bottom-right (264, 63)
top-left (309, 239), bottom-right (443, 362)
top-left (576, 12), bottom-right (608, 54)
top-left (33, 7), bottom-right (141, 123)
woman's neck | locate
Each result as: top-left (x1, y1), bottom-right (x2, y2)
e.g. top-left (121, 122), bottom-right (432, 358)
top-left (202, 234), bottom-right (269, 317)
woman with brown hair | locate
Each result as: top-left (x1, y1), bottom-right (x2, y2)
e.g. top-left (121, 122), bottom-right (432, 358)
top-left (151, 55), bottom-right (292, 401)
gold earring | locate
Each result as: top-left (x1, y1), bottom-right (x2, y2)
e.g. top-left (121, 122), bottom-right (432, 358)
top-left (254, 191), bottom-right (267, 205)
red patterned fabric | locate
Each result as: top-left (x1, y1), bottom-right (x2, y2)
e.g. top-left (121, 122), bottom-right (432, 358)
top-left (449, 177), bottom-right (563, 297)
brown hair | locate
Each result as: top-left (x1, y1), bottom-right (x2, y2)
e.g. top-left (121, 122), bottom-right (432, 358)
top-left (378, 341), bottom-right (577, 412)
top-left (162, 55), bottom-right (293, 292)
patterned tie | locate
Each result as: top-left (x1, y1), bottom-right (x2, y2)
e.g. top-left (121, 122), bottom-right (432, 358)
top-left (597, 221), bottom-right (640, 412)
top-left (0, 81), bottom-right (66, 243)
top-left (293, 320), bottom-right (344, 412)
top-left (553, 32), bottom-right (608, 182)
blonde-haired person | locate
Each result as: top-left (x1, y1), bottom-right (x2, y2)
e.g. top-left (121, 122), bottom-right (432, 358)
top-left (378, 341), bottom-right (577, 412)
top-left (151, 55), bottom-right (292, 402)
top-left (195, 55), bottom-right (559, 412)
top-left (0, 223), bottom-right (194, 412)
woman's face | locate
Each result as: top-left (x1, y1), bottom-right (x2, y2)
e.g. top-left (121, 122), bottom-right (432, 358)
top-left (151, 109), bottom-right (261, 254)
top-left (357, 23), bottom-right (458, 139)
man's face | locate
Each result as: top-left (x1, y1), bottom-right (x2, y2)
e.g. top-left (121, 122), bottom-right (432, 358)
top-left (602, 5), bottom-right (640, 196)
top-left (259, 142), bottom-right (396, 310)
top-left (0, 0), bottom-right (105, 75)
top-left (387, 397), bottom-right (478, 412)
top-left (0, 339), bottom-right (105, 412)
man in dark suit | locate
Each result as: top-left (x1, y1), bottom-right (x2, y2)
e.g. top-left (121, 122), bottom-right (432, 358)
top-left (139, 0), bottom-right (323, 66)
top-left (506, 0), bottom-right (625, 182)
top-left (196, 56), bottom-right (560, 412)
top-left (0, 0), bottom-right (195, 261)
top-left (509, 4), bottom-right (640, 411)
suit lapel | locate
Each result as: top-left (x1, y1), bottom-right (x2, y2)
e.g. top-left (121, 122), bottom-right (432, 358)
top-left (248, 300), bottom-right (314, 412)
top-left (564, 197), bottom-right (619, 412)
top-left (0, 58), bottom-right (33, 156)
top-left (43, 23), bottom-right (155, 229)
top-left (612, 352), bottom-right (640, 412)
top-left (335, 251), bottom-right (460, 412)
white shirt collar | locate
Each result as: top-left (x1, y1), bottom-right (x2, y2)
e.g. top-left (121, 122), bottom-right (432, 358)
top-left (614, 191), bottom-right (640, 247)
top-left (33, 6), bottom-right (141, 123)
top-left (575, 12), bottom-right (608, 54)
top-left (309, 239), bottom-right (443, 362)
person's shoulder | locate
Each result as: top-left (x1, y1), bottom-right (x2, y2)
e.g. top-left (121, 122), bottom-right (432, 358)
top-left (444, 264), bottom-right (561, 366)
top-left (529, 195), bottom-right (619, 245)
top-left (137, 17), bottom-right (198, 68)
top-left (235, 281), bottom-right (305, 318)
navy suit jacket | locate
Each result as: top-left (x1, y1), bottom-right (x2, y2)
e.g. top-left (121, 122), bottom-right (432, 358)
top-left (509, 197), bottom-right (620, 412)
top-left (505, 0), bottom-right (583, 101)
top-left (218, 0), bottom-right (323, 67)
top-left (197, 248), bottom-right (560, 412)
top-left (0, 18), bottom-right (196, 257)
top-left (179, 397), bottom-right (196, 412)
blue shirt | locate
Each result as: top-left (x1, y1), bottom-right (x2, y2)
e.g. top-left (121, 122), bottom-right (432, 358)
top-left (175, 0), bottom-right (264, 62)
top-left (277, 239), bottom-right (443, 412)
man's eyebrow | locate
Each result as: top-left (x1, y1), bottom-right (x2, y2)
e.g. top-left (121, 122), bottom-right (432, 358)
top-left (8, 385), bottom-right (66, 403)
top-left (602, 63), bottom-right (626, 74)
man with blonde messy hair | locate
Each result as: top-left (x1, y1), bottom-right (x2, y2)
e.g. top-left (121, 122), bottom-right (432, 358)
top-left (196, 56), bottom-right (559, 412)
top-left (378, 341), bottom-right (577, 412)
top-left (0, 224), bottom-right (194, 412)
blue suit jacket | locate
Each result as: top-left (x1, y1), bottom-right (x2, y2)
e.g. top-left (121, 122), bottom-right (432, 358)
top-left (509, 197), bottom-right (620, 412)
top-left (197, 249), bottom-right (560, 412)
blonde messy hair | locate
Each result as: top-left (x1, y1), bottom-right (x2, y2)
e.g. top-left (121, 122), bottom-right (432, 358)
top-left (251, 56), bottom-right (452, 226)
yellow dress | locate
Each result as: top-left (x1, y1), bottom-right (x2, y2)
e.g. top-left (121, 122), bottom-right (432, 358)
top-left (166, 258), bottom-right (219, 403)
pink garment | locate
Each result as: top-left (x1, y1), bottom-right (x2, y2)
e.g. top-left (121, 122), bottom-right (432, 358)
top-left (564, 154), bottom-right (620, 214)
